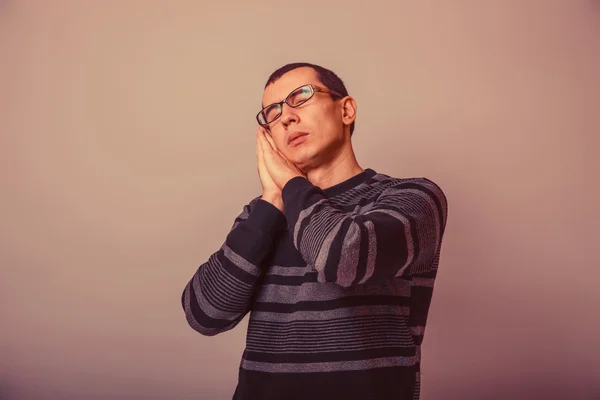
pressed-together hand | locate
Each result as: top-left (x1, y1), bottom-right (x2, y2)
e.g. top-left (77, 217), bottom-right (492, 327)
top-left (256, 128), bottom-right (305, 190)
top-left (256, 126), bottom-right (280, 197)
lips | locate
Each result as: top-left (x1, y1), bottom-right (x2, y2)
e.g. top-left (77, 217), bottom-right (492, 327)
top-left (288, 131), bottom-right (309, 145)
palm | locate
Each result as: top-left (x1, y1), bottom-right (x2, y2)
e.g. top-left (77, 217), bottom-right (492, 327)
top-left (257, 130), bottom-right (305, 189)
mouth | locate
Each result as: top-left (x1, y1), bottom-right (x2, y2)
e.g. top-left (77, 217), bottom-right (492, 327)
top-left (288, 131), bottom-right (309, 146)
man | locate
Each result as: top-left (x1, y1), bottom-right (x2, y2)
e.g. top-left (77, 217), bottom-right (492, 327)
top-left (181, 62), bottom-right (448, 400)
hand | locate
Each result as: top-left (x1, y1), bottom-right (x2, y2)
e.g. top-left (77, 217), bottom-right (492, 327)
top-left (256, 126), bottom-right (280, 197)
top-left (256, 129), bottom-right (306, 190)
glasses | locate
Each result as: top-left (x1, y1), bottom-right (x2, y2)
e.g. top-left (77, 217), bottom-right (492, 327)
top-left (256, 84), bottom-right (343, 126)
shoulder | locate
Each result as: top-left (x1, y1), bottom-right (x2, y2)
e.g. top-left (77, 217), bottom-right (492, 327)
top-left (372, 173), bottom-right (448, 213)
top-left (372, 172), bottom-right (445, 197)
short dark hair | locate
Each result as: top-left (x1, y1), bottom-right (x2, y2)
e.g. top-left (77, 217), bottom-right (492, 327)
top-left (264, 62), bottom-right (355, 136)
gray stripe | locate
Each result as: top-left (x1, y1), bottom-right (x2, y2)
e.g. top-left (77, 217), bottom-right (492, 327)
top-left (222, 244), bottom-right (260, 276)
top-left (183, 285), bottom-right (207, 332)
top-left (306, 207), bottom-right (339, 261)
top-left (412, 277), bottom-right (435, 287)
top-left (336, 222), bottom-right (360, 287)
top-left (370, 174), bottom-right (389, 182)
top-left (265, 265), bottom-right (311, 276)
top-left (203, 257), bottom-right (252, 308)
top-left (250, 305), bottom-right (411, 322)
top-left (403, 188), bottom-right (442, 251)
top-left (191, 268), bottom-right (250, 320)
top-left (246, 341), bottom-right (415, 353)
top-left (359, 208), bottom-right (414, 277)
top-left (255, 280), bottom-right (412, 304)
top-left (313, 217), bottom-right (344, 278)
top-left (358, 220), bottom-right (377, 284)
top-left (293, 199), bottom-right (327, 248)
top-left (230, 210), bottom-right (249, 230)
top-left (241, 355), bottom-right (418, 373)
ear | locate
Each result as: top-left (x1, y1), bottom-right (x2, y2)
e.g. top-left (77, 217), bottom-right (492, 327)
top-left (340, 96), bottom-right (357, 126)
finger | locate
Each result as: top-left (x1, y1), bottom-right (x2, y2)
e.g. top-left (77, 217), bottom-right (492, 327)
top-left (260, 132), bottom-right (277, 158)
top-left (263, 130), bottom-right (278, 151)
top-left (265, 133), bottom-right (289, 161)
top-left (257, 130), bottom-right (267, 151)
top-left (256, 134), bottom-right (262, 163)
top-left (257, 126), bottom-right (268, 143)
top-left (258, 132), bottom-right (273, 161)
top-left (257, 132), bottom-right (265, 154)
top-left (256, 129), bottom-right (263, 155)
top-left (257, 142), bottom-right (267, 175)
top-left (259, 130), bottom-right (272, 151)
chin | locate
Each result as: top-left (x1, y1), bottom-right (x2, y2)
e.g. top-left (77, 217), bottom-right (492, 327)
top-left (286, 143), bottom-right (319, 167)
top-left (284, 152), bottom-right (304, 167)
top-left (292, 155), bottom-right (317, 172)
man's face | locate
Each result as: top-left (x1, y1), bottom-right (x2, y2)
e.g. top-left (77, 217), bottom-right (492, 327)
top-left (260, 67), bottom-right (349, 170)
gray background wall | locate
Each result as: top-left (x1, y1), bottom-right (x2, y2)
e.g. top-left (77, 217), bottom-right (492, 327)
top-left (2, 1), bottom-right (599, 398)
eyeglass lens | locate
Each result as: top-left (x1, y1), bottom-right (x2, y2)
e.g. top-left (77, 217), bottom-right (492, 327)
top-left (260, 86), bottom-right (313, 124)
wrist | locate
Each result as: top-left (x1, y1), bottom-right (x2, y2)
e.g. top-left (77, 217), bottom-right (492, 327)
top-left (283, 174), bottom-right (305, 188)
top-left (262, 191), bottom-right (281, 201)
top-left (261, 192), bottom-right (284, 212)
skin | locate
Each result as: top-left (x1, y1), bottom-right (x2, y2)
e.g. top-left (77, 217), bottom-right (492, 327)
top-left (256, 67), bottom-right (363, 212)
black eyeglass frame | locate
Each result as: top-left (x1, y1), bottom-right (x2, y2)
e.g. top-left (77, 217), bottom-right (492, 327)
top-left (256, 84), bottom-right (344, 126)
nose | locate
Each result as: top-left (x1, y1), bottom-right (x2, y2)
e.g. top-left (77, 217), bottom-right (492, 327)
top-left (280, 103), bottom-right (299, 128)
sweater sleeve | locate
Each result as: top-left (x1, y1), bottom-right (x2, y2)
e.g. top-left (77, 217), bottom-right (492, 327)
top-left (181, 197), bottom-right (286, 336)
top-left (281, 177), bottom-right (448, 288)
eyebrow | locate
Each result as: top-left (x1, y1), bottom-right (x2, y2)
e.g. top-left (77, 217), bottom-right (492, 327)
top-left (261, 98), bottom-right (276, 110)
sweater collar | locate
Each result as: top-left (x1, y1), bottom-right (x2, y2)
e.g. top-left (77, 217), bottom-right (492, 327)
top-left (322, 168), bottom-right (377, 198)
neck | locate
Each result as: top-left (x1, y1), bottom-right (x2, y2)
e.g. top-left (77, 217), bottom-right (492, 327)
top-left (304, 144), bottom-right (364, 190)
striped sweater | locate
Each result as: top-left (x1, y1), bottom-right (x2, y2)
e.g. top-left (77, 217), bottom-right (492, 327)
top-left (182, 168), bottom-right (448, 400)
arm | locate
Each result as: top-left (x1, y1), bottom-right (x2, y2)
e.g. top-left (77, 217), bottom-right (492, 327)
top-left (181, 197), bottom-right (286, 336)
top-left (281, 177), bottom-right (448, 287)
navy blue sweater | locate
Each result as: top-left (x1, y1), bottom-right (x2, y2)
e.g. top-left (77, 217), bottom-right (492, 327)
top-left (182, 168), bottom-right (448, 400)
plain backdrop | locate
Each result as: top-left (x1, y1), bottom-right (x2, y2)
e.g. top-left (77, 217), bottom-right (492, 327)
top-left (1, 1), bottom-right (599, 399)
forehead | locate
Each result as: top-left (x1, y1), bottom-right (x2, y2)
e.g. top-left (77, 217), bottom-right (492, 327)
top-left (262, 67), bottom-right (321, 106)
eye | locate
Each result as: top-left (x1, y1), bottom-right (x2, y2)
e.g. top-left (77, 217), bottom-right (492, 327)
top-left (288, 88), bottom-right (312, 106)
top-left (265, 104), bottom-right (281, 120)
